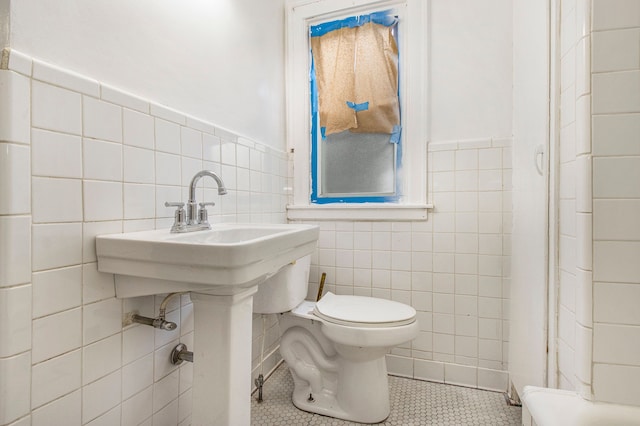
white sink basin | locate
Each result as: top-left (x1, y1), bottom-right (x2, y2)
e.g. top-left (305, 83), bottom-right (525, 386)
top-left (96, 223), bottom-right (319, 297)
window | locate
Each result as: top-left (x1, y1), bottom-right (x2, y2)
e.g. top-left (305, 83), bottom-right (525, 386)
top-left (286, 0), bottom-right (430, 221)
top-left (310, 11), bottom-right (401, 203)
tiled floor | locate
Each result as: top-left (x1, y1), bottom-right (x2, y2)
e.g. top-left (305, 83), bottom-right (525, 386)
top-left (251, 363), bottom-right (521, 425)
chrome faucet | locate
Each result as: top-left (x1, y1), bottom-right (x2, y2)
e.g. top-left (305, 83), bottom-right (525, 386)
top-left (165, 170), bottom-right (227, 233)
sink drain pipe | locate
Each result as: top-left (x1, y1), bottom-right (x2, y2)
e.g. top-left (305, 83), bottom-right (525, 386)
top-left (171, 343), bottom-right (193, 365)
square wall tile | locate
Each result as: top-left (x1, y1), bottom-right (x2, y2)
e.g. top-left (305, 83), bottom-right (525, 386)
top-left (32, 129), bottom-right (82, 178)
top-left (592, 70), bottom-right (640, 114)
top-left (83, 334), bottom-right (122, 385)
top-left (593, 364), bottom-right (640, 405)
top-left (0, 284), bottom-right (31, 357)
top-left (32, 266), bottom-right (82, 318)
top-left (83, 298), bottom-right (122, 345)
top-left (0, 352), bottom-right (31, 424)
top-left (31, 350), bottom-right (81, 409)
top-left (594, 282), bottom-right (640, 326)
top-left (0, 216), bottom-right (31, 287)
top-left (153, 399), bottom-right (178, 426)
top-left (0, 143), bottom-right (30, 214)
top-left (155, 152), bottom-right (181, 186)
top-left (31, 390), bottom-right (81, 426)
top-left (153, 370), bottom-right (179, 412)
top-left (32, 177), bottom-right (82, 223)
top-left (121, 387), bottom-right (152, 426)
top-left (32, 308), bottom-right (82, 364)
top-left (593, 157), bottom-right (640, 198)
top-left (123, 324), bottom-right (155, 365)
top-left (124, 146), bottom-right (154, 184)
top-left (203, 133), bottom-right (221, 163)
top-left (592, 28), bottom-right (640, 73)
top-left (181, 127), bottom-right (202, 159)
top-left (593, 323), bottom-right (640, 366)
top-left (594, 199), bottom-right (640, 241)
top-left (592, 0), bottom-right (640, 30)
top-left (592, 114), bottom-right (640, 157)
top-left (83, 180), bottom-right (123, 221)
top-left (83, 138), bottom-right (122, 181)
top-left (32, 222), bottom-right (82, 271)
top-left (83, 97), bottom-right (122, 143)
top-left (82, 370), bottom-right (121, 424)
top-left (124, 184), bottom-right (155, 220)
top-left (123, 109), bottom-right (154, 149)
top-left (155, 119), bottom-right (181, 154)
top-left (0, 71), bottom-right (30, 144)
top-left (122, 354), bottom-right (154, 400)
top-left (593, 241), bottom-right (640, 283)
top-left (32, 81), bottom-right (81, 135)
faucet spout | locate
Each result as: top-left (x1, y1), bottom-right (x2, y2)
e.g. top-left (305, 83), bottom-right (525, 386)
top-left (186, 170), bottom-right (227, 227)
top-left (189, 170), bottom-right (227, 203)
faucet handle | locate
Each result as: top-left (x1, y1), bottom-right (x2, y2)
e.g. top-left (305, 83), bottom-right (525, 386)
top-left (165, 202), bottom-right (186, 233)
top-left (165, 201), bottom-right (185, 208)
top-left (197, 202), bottom-right (215, 229)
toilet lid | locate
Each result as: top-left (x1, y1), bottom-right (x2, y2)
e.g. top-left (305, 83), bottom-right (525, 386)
top-left (313, 292), bottom-right (416, 328)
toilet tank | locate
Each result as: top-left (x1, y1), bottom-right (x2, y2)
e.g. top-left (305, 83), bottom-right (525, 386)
top-left (252, 255), bottom-right (311, 314)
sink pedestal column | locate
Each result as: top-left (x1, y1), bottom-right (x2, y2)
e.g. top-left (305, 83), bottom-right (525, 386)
top-left (190, 286), bottom-right (258, 426)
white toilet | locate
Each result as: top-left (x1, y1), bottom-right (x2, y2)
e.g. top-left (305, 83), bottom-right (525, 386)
top-left (253, 256), bottom-right (419, 424)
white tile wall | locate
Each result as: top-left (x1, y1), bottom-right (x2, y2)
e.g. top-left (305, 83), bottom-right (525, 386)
top-left (556, 0), bottom-right (640, 406)
top-left (0, 285), bottom-right (31, 357)
top-left (0, 53), bottom-right (288, 425)
top-left (0, 143), bottom-right (30, 214)
top-left (0, 216), bottom-right (31, 287)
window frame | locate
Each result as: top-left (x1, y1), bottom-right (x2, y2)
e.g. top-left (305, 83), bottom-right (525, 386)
top-left (286, 0), bottom-right (430, 221)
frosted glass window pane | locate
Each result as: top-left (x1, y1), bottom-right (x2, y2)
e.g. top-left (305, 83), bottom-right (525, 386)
top-left (320, 131), bottom-right (395, 196)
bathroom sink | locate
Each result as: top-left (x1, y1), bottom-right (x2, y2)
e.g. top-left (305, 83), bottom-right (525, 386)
top-left (96, 223), bottom-right (319, 298)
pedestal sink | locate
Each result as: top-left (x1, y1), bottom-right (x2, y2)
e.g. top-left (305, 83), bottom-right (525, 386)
top-left (96, 223), bottom-right (319, 425)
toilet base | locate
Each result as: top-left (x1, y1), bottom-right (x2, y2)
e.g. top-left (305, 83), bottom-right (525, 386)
top-left (288, 357), bottom-right (391, 424)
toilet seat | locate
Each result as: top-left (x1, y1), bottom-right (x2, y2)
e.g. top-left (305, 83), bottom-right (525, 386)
top-left (313, 292), bottom-right (416, 328)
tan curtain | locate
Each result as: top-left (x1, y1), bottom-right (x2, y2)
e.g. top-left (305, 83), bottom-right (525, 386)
top-left (311, 22), bottom-right (400, 136)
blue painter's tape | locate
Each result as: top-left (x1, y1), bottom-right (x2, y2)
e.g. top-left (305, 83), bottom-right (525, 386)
top-left (346, 101), bottom-right (369, 112)
top-left (390, 125), bottom-right (402, 144)
top-left (310, 56), bottom-right (318, 115)
top-left (310, 10), bottom-right (397, 37)
top-left (320, 127), bottom-right (326, 139)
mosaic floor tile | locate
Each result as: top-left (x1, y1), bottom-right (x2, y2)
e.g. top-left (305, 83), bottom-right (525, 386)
top-left (251, 363), bottom-right (521, 425)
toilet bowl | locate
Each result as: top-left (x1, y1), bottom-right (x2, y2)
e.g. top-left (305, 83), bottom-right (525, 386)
top-left (254, 257), bottom-right (419, 423)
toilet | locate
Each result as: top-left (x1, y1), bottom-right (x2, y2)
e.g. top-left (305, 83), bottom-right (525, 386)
top-left (253, 256), bottom-right (419, 424)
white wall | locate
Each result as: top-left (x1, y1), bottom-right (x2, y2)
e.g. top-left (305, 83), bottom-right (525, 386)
top-left (0, 51), bottom-right (287, 425)
top-left (9, 0), bottom-right (286, 148)
top-left (430, 0), bottom-right (513, 141)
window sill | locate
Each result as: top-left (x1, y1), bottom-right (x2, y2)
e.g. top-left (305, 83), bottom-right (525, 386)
top-left (287, 204), bottom-right (433, 221)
